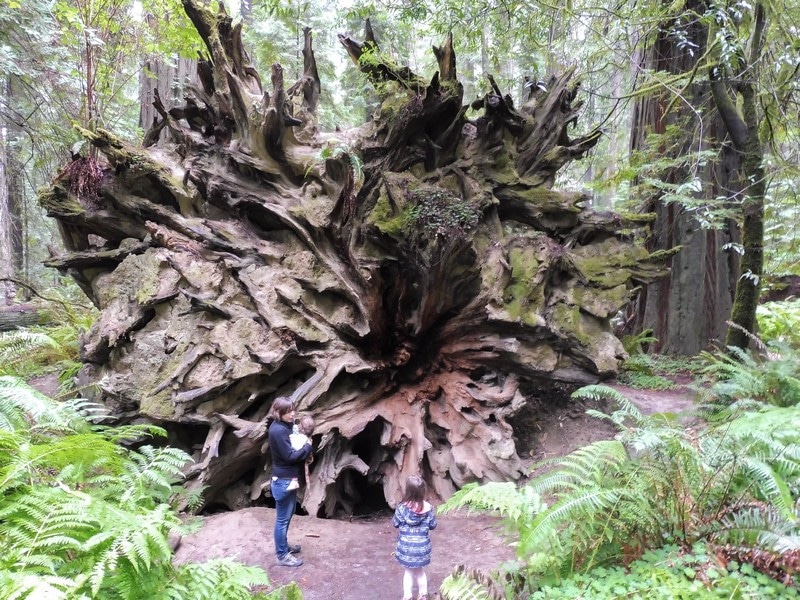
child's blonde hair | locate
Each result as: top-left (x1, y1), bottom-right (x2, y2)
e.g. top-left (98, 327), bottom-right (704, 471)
top-left (402, 475), bottom-right (427, 513)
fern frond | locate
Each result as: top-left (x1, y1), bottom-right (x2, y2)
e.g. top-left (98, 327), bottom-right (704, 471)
top-left (0, 376), bottom-right (71, 433)
top-left (0, 433), bottom-right (125, 494)
top-left (527, 440), bottom-right (628, 496)
top-left (736, 457), bottom-right (795, 517)
top-left (168, 559), bottom-right (271, 599)
top-left (574, 384), bottom-right (645, 428)
top-left (440, 482), bottom-right (545, 524)
top-left (0, 486), bottom-right (96, 569)
top-left (0, 571), bottom-right (78, 600)
top-left (439, 571), bottom-right (493, 600)
top-left (0, 331), bottom-right (62, 370)
top-left (519, 488), bottom-right (623, 557)
top-left (712, 504), bottom-right (800, 552)
top-left (114, 445), bottom-right (192, 507)
top-left (97, 422), bottom-right (167, 443)
top-left (79, 500), bottom-right (178, 594)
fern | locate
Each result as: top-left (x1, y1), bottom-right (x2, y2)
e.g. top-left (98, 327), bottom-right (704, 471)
top-left (620, 329), bottom-right (658, 354)
top-left (0, 375), bottom-right (73, 432)
top-left (165, 559), bottom-right (271, 599)
top-left (0, 571), bottom-right (79, 600)
top-left (439, 572), bottom-right (494, 600)
top-left (696, 344), bottom-right (800, 410)
top-left (757, 300), bottom-right (800, 346)
top-left (440, 481), bottom-right (545, 525)
top-left (456, 382), bottom-right (800, 593)
top-left (713, 504), bottom-right (800, 551)
top-left (0, 330), bottom-right (59, 364)
top-left (526, 440), bottom-right (629, 496)
top-left (113, 445), bottom-right (192, 508)
top-left (0, 381), bottom-right (278, 599)
top-left (573, 384), bottom-right (645, 427)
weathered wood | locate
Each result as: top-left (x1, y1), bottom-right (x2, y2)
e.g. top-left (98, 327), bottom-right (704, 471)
top-left (0, 305), bottom-right (44, 331)
top-left (40, 1), bottom-right (667, 516)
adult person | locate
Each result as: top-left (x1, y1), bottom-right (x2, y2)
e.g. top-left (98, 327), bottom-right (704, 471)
top-left (267, 397), bottom-right (313, 567)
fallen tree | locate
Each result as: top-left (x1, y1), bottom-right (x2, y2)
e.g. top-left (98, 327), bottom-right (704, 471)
top-left (40, 1), bottom-right (666, 516)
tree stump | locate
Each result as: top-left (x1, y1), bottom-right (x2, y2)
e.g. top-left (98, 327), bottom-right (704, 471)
top-left (39, 1), bottom-right (666, 516)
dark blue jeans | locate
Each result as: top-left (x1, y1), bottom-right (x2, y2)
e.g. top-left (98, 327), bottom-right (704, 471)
top-left (271, 477), bottom-right (297, 558)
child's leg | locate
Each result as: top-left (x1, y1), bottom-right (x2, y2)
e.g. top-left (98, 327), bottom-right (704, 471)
top-left (402, 568), bottom-right (414, 599)
top-left (416, 568), bottom-right (428, 596)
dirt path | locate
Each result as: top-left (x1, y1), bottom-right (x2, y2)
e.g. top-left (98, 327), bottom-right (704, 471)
top-left (174, 383), bottom-right (698, 599)
top-left (174, 508), bottom-right (514, 599)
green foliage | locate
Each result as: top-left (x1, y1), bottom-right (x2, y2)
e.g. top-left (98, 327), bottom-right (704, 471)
top-left (307, 142), bottom-right (364, 185)
top-left (617, 356), bottom-right (677, 390)
top-left (0, 296), bottom-right (97, 392)
top-left (618, 352), bottom-right (703, 391)
top-left (441, 481), bottom-right (545, 530)
top-left (441, 384), bottom-right (800, 596)
top-left (620, 328), bottom-right (658, 354)
top-left (407, 188), bottom-right (480, 240)
top-left (696, 344), bottom-right (800, 408)
top-left (527, 543), bottom-right (799, 599)
top-left (151, 559), bottom-right (271, 600)
top-left (0, 329), bottom-right (75, 382)
top-left (757, 300), bottom-right (800, 347)
top-left (439, 573), bottom-right (494, 600)
top-left (0, 376), bottom-right (278, 599)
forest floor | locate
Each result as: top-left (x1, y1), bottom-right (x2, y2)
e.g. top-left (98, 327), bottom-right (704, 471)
top-left (172, 380), bottom-right (698, 600)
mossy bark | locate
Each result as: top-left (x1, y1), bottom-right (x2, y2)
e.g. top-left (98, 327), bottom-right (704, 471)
top-left (629, 0), bottom-right (740, 355)
top-left (710, 3), bottom-right (766, 350)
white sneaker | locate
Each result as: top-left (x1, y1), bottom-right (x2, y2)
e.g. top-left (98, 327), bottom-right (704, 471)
top-left (276, 553), bottom-right (303, 567)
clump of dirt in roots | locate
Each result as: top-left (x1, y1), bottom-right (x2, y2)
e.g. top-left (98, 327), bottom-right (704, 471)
top-left (509, 380), bottom-right (616, 476)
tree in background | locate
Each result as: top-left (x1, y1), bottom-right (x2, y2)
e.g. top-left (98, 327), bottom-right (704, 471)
top-left (0, 109), bottom-right (23, 303)
top-left (629, 0), bottom-right (740, 354)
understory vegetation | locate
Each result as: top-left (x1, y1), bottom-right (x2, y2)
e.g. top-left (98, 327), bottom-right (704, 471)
top-left (0, 291), bottom-right (96, 391)
top-left (439, 300), bottom-right (800, 599)
top-left (0, 312), bottom-right (299, 600)
top-left (3, 296), bottom-right (799, 598)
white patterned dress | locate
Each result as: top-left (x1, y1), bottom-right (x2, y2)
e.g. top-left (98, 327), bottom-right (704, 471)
top-left (393, 501), bottom-right (437, 568)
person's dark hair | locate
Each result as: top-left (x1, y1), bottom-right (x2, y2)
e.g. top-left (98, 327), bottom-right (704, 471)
top-left (402, 475), bottom-right (427, 513)
top-left (268, 397), bottom-right (294, 423)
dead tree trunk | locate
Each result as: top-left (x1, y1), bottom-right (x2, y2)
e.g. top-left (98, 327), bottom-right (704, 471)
top-left (39, 1), bottom-right (666, 516)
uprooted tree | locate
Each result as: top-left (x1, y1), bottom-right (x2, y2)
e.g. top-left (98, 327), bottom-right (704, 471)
top-left (40, 0), bottom-right (667, 517)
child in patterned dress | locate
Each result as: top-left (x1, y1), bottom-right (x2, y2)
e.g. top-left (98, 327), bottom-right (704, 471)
top-left (393, 475), bottom-right (437, 600)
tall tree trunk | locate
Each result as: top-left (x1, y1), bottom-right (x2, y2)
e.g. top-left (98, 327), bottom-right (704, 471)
top-left (140, 52), bottom-right (197, 147)
top-left (0, 97), bottom-right (13, 305)
top-left (40, 1), bottom-right (666, 516)
top-left (710, 3), bottom-right (767, 349)
top-left (631, 0), bottom-right (739, 354)
top-left (0, 78), bottom-right (24, 305)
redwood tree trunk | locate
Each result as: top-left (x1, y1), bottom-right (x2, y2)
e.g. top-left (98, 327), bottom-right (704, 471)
top-left (711, 2), bottom-right (767, 350)
top-left (139, 41), bottom-right (197, 148)
top-left (630, 0), bottom-right (740, 355)
top-left (0, 78), bottom-right (23, 305)
top-left (40, 1), bottom-right (666, 516)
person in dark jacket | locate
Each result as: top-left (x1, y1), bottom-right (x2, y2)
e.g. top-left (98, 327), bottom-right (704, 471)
top-left (267, 397), bottom-right (312, 567)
